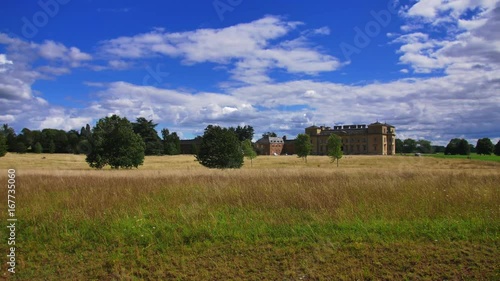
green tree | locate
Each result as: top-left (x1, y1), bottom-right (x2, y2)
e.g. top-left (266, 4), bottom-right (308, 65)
top-left (66, 130), bottom-right (80, 154)
top-left (469, 144), bottom-right (477, 154)
top-left (402, 138), bottom-right (417, 153)
top-left (0, 134), bottom-right (7, 157)
top-left (1, 124), bottom-right (16, 152)
top-left (195, 125), bottom-right (243, 169)
top-left (445, 138), bottom-right (459, 155)
top-left (48, 140), bottom-right (56, 154)
top-left (77, 139), bottom-right (92, 155)
top-left (445, 138), bottom-right (470, 155)
top-left (41, 129), bottom-right (69, 153)
top-left (395, 139), bottom-right (403, 154)
top-left (458, 139), bottom-right (470, 155)
top-left (33, 142), bottom-right (43, 154)
top-left (86, 115), bottom-right (146, 169)
top-left (14, 142), bottom-right (27, 154)
top-left (133, 117), bottom-right (163, 155)
top-left (476, 138), bottom-right (494, 155)
top-left (230, 125), bottom-right (254, 142)
top-left (494, 140), bottom-right (500, 156)
top-left (161, 129), bottom-right (181, 155)
top-left (416, 139), bottom-right (432, 154)
top-left (262, 131), bottom-right (277, 138)
top-left (19, 128), bottom-right (34, 150)
top-left (241, 139), bottom-right (257, 167)
top-left (327, 134), bottom-right (343, 167)
top-left (295, 134), bottom-right (312, 163)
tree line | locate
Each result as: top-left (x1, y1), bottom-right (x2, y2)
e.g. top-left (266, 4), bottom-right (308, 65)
top-left (1, 118), bottom-right (499, 169)
top-left (0, 117), bottom-right (182, 158)
top-left (0, 115), bottom-right (257, 170)
top-left (395, 138), bottom-right (500, 156)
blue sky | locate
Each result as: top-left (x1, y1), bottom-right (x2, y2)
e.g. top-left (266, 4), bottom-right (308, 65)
top-left (1, 0), bottom-right (499, 144)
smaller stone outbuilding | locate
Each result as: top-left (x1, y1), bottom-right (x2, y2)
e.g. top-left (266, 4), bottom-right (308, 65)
top-left (255, 136), bottom-right (284, 155)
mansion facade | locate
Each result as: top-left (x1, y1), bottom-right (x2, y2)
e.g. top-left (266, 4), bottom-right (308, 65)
top-left (305, 122), bottom-right (396, 155)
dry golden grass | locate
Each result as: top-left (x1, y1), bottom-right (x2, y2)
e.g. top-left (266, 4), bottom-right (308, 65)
top-left (0, 153), bottom-right (499, 280)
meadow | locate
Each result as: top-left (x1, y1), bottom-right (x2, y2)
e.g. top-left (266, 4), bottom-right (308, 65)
top-left (0, 153), bottom-right (499, 280)
top-left (426, 152), bottom-right (500, 163)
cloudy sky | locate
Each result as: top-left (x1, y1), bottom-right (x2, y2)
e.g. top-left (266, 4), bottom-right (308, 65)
top-left (1, 0), bottom-right (499, 144)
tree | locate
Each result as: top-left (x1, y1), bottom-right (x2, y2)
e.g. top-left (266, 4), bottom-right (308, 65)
top-left (416, 139), bottom-right (432, 154)
top-left (195, 125), bottom-right (243, 169)
top-left (432, 145), bottom-right (445, 153)
top-left (48, 140), bottom-right (56, 154)
top-left (445, 138), bottom-right (470, 155)
top-left (230, 125), bottom-right (254, 142)
top-left (13, 142), bottom-right (27, 154)
top-left (66, 130), bottom-right (80, 154)
top-left (495, 140), bottom-right (500, 156)
top-left (262, 132), bottom-right (277, 138)
top-left (327, 134), bottom-right (343, 167)
top-left (33, 142), bottom-right (43, 154)
top-left (395, 139), bottom-right (403, 154)
top-left (133, 117), bottom-right (163, 155)
top-left (469, 144), bottom-right (477, 154)
top-left (19, 128), bottom-right (34, 150)
top-left (77, 139), bottom-right (92, 155)
top-left (86, 115), bottom-right (146, 169)
top-left (295, 134), bottom-right (312, 163)
top-left (445, 138), bottom-right (461, 155)
top-left (458, 139), bottom-right (470, 155)
top-left (241, 139), bottom-right (257, 167)
top-left (161, 129), bottom-right (181, 155)
top-left (402, 138), bottom-right (417, 153)
top-left (41, 129), bottom-right (69, 153)
top-left (0, 124), bottom-right (16, 152)
top-left (476, 138), bottom-right (494, 155)
top-left (0, 134), bottom-right (7, 157)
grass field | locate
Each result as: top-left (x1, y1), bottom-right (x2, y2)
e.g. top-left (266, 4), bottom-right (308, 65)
top-left (0, 153), bottom-right (499, 280)
top-left (426, 152), bottom-right (500, 162)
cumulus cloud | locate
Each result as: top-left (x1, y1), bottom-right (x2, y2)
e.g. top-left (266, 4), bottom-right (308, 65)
top-left (0, 8), bottom-right (498, 144)
top-left (0, 34), bottom-right (93, 130)
top-left (396, 0), bottom-right (500, 73)
top-left (99, 16), bottom-right (341, 84)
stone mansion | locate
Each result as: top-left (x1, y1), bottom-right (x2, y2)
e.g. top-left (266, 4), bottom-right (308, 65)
top-left (305, 122), bottom-right (396, 155)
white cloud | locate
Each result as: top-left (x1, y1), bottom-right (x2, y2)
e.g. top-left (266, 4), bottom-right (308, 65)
top-left (395, 1), bottom-right (500, 73)
top-left (99, 16), bottom-right (341, 84)
top-left (38, 40), bottom-right (92, 64)
top-left (312, 26), bottom-right (331, 35)
top-left (0, 54), bottom-right (13, 65)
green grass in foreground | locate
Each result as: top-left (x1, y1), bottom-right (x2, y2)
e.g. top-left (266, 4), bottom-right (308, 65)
top-left (0, 155), bottom-right (499, 280)
top-left (15, 208), bottom-right (500, 280)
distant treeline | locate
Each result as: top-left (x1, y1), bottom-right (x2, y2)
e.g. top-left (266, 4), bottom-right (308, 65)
top-left (0, 118), bottom-right (255, 157)
top-left (396, 138), bottom-right (500, 156)
top-left (1, 122), bottom-right (499, 157)
top-left (0, 118), bottom-right (182, 156)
